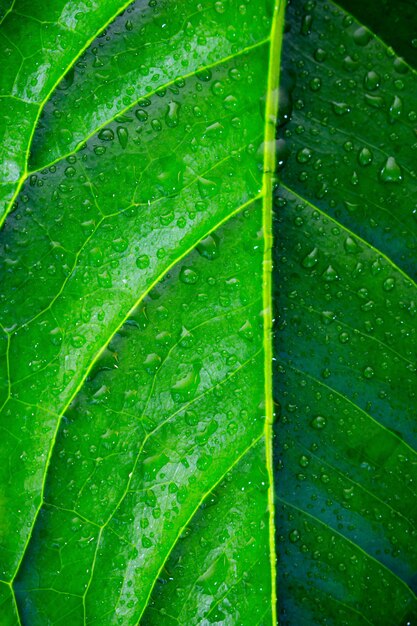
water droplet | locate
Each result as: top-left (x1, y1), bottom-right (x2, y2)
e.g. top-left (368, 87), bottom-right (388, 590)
top-left (383, 277), bottom-right (395, 291)
top-left (314, 48), bottom-right (327, 62)
top-left (302, 247), bottom-right (318, 268)
top-left (289, 529), bottom-right (301, 543)
top-left (136, 254), bottom-right (150, 269)
top-left (98, 270), bottom-right (112, 288)
top-left (332, 101), bottom-right (351, 116)
top-left (301, 14), bottom-right (313, 35)
top-left (198, 177), bottom-right (219, 198)
top-left (144, 353), bottom-right (161, 375)
top-left (309, 77), bottom-right (321, 92)
top-left (238, 320), bottom-right (254, 341)
top-left (117, 126), bottom-right (128, 149)
top-left (339, 332), bottom-right (350, 343)
top-left (223, 95), bottom-right (238, 111)
top-left (311, 415), bottom-right (326, 429)
top-left (98, 128), bottom-right (114, 142)
top-left (180, 267), bottom-right (198, 284)
top-left (358, 147), bottom-right (373, 166)
top-left (196, 234), bottom-right (219, 260)
top-left (379, 157), bottom-right (402, 183)
top-left (353, 26), bottom-right (371, 46)
top-left (363, 366), bottom-right (375, 379)
top-left (112, 237), bottom-right (128, 252)
top-left (71, 335), bottom-right (86, 348)
top-left (297, 147), bottom-right (313, 163)
top-left (344, 237), bottom-right (358, 254)
top-left (196, 67), bottom-right (212, 82)
top-left (171, 366), bottom-right (200, 402)
top-left (364, 70), bottom-right (381, 91)
top-left (136, 109), bottom-right (148, 122)
top-left (322, 265), bottom-right (338, 281)
top-left (389, 95), bottom-right (403, 121)
top-left (165, 101), bottom-right (181, 127)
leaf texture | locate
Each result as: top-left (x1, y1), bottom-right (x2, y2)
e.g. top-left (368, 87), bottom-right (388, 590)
top-left (275, 1), bottom-right (417, 623)
top-left (0, 0), bottom-right (133, 220)
top-left (0, 0), bottom-right (284, 623)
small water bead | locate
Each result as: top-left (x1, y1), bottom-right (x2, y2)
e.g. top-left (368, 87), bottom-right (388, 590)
top-left (136, 109), bottom-right (148, 122)
top-left (314, 48), bottom-right (327, 62)
top-left (151, 119), bottom-right (162, 131)
top-left (364, 70), bottom-right (381, 91)
top-left (383, 277), bottom-right (395, 291)
top-left (379, 157), bottom-right (402, 183)
top-left (353, 26), bottom-right (371, 46)
top-left (339, 332), bottom-right (350, 343)
top-left (239, 320), bottom-right (254, 341)
top-left (211, 81), bottom-right (224, 96)
top-left (301, 14), bottom-right (313, 35)
top-left (311, 415), bottom-right (326, 430)
top-left (301, 247), bottom-right (318, 268)
top-left (196, 67), bottom-right (212, 82)
top-left (344, 236), bottom-right (358, 253)
top-left (98, 128), bottom-right (114, 141)
top-left (393, 57), bottom-right (408, 74)
top-left (289, 529), bottom-right (301, 543)
top-left (297, 147), bottom-right (312, 163)
top-left (112, 237), bottom-right (128, 252)
top-left (358, 147), bottom-right (373, 166)
top-left (363, 366), bottom-right (375, 379)
top-left (171, 367), bottom-right (200, 402)
top-left (332, 101), bottom-right (351, 116)
top-left (197, 177), bottom-right (218, 198)
top-left (196, 234), bottom-right (219, 260)
top-left (299, 455), bottom-right (309, 467)
top-left (98, 270), bottom-right (112, 288)
top-left (364, 94), bottom-right (385, 111)
top-left (343, 55), bottom-right (359, 72)
top-left (389, 95), bottom-right (403, 121)
top-left (65, 166), bottom-right (76, 178)
top-left (144, 353), bottom-right (161, 375)
top-left (180, 267), bottom-right (198, 284)
top-left (136, 254), bottom-right (150, 269)
top-left (322, 265), bottom-right (338, 281)
top-left (165, 101), bottom-right (180, 127)
top-left (309, 77), bottom-right (321, 92)
top-left (71, 335), bottom-right (86, 348)
top-left (117, 126), bottom-right (128, 148)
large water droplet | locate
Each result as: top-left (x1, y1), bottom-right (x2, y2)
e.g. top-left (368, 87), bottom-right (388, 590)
top-left (379, 157), bottom-right (402, 183)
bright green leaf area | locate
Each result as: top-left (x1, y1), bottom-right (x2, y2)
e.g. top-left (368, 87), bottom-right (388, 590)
top-left (0, 0), bottom-right (283, 623)
top-left (0, 0), bottom-right (134, 219)
top-left (275, 1), bottom-right (417, 624)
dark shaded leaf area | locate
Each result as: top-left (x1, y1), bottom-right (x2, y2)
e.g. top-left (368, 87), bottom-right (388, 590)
top-left (275, 1), bottom-right (417, 624)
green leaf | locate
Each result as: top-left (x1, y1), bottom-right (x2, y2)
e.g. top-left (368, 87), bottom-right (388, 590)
top-left (0, 0), bottom-right (285, 623)
top-left (0, 0), bottom-right (134, 221)
top-left (275, 0), bottom-right (417, 623)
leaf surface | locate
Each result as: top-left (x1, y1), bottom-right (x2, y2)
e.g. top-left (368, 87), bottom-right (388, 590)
top-left (0, 0), bottom-right (285, 623)
top-left (0, 0), bottom-right (133, 220)
top-left (275, 1), bottom-right (417, 623)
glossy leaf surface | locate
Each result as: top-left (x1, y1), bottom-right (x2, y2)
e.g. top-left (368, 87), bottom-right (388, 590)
top-left (0, 0), bottom-right (282, 623)
top-left (0, 0), bottom-right (133, 220)
top-left (275, 1), bottom-right (417, 623)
